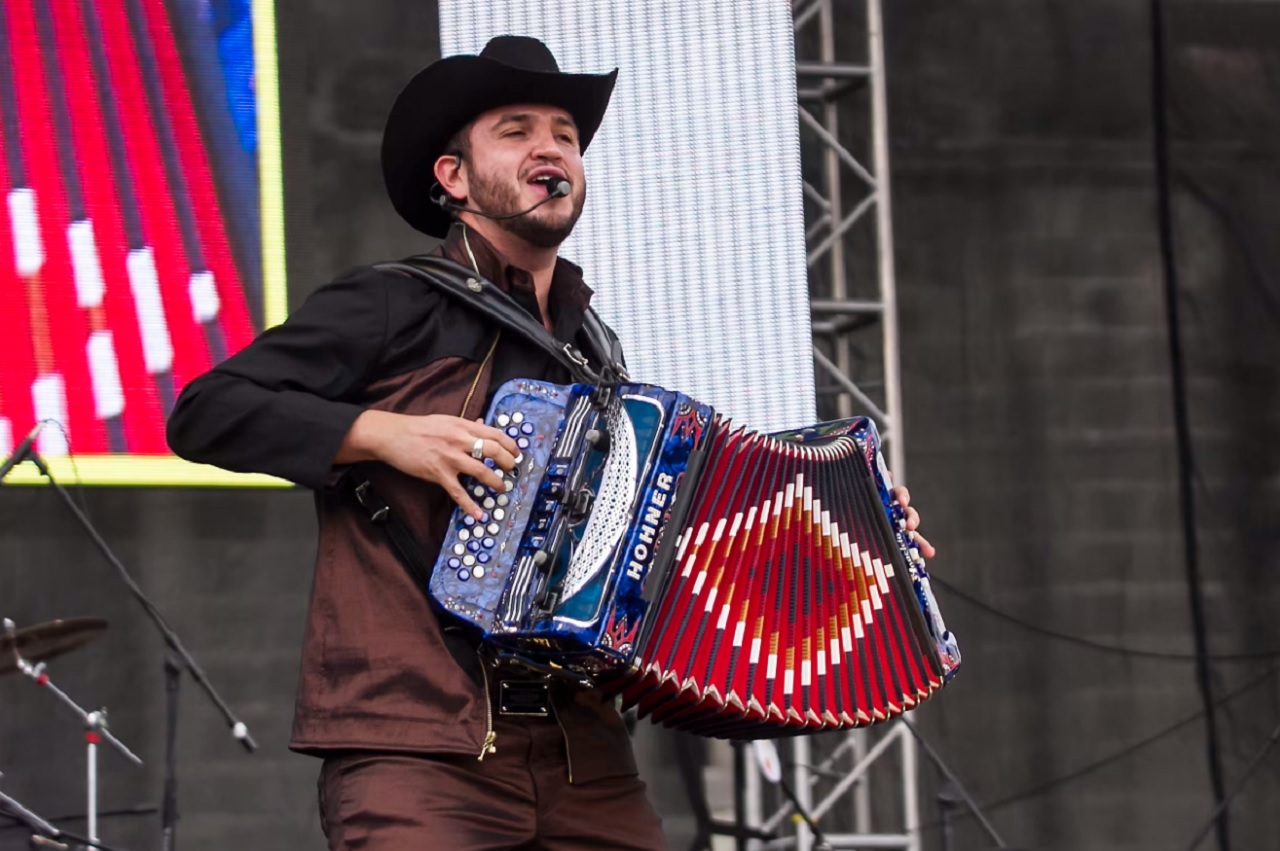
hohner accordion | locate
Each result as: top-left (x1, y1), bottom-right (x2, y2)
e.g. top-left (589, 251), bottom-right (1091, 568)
top-left (430, 379), bottom-right (961, 737)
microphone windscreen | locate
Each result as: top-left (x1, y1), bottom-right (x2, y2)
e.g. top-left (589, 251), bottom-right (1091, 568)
top-left (550, 179), bottom-right (571, 198)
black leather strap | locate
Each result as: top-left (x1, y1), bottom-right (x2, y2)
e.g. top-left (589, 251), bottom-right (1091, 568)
top-left (343, 470), bottom-right (435, 592)
top-left (349, 256), bottom-right (629, 615)
top-left (374, 255), bottom-right (627, 385)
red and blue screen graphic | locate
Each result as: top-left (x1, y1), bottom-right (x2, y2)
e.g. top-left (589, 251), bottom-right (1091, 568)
top-left (0, 0), bottom-right (284, 485)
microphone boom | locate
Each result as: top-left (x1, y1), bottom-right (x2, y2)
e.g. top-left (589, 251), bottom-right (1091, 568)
top-left (433, 178), bottom-right (570, 221)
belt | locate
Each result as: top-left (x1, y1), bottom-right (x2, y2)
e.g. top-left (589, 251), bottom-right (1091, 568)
top-left (496, 679), bottom-right (551, 717)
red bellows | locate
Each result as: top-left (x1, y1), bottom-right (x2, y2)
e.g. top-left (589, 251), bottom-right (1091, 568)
top-left (604, 418), bottom-right (946, 738)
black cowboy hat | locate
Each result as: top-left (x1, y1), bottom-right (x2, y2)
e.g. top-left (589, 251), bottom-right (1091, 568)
top-left (381, 35), bottom-right (618, 238)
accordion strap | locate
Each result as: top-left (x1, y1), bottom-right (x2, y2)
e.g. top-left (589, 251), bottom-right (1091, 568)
top-left (374, 255), bottom-right (627, 386)
top-left (342, 474), bottom-right (435, 593)
top-left (349, 256), bottom-right (628, 601)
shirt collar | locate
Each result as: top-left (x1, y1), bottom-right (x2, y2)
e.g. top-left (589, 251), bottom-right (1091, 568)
top-left (439, 223), bottom-right (594, 341)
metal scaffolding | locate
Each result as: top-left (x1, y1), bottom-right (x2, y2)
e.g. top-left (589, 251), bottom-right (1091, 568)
top-left (738, 0), bottom-right (919, 847)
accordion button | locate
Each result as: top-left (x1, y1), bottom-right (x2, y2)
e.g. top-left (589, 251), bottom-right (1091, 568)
top-left (497, 414), bottom-right (511, 427)
top-left (477, 552), bottom-right (491, 564)
top-left (512, 412), bottom-right (525, 424)
top-left (483, 537), bottom-right (496, 549)
top-left (505, 426), bottom-right (520, 438)
top-left (520, 422), bottom-right (534, 435)
top-left (458, 528), bottom-right (471, 542)
top-left (466, 541), bottom-right (481, 553)
top-left (457, 569), bottom-right (471, 582)
top-left (516, 437), bottom-right (530, 450)
top-left (472, 566), bottom-right (486, 579)
top-left (484, 458), bottom-right (496, 469)
top-left (493, 508), bottom-right (506, 521)
top-left (463, 555), bottom-right (476, 566)
top-left (483, 497), bottom-right (496, 510)
top-left (448, 558), bottom-right (461, 569)
top-left (503, 480), bottom-right (514, 492)
top-left (497, 494), bottom-right (510, 506)
top-left (462, 515), bottom-right (476, 527)
top-left (472, 485), bottom-right (486, 498)
top-left (453, 543), bottom-right (466, 556)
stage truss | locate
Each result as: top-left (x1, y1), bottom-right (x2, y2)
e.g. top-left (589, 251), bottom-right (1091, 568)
top-left (734, 0), bottom-right (920, 848)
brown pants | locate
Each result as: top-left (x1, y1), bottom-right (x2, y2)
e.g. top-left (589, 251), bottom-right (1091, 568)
top-left (317, 715), bottom-right (666, 850)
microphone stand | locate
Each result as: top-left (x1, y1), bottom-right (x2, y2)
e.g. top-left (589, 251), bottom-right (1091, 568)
top-left (899, 717), bottom-right (1007, 848)
top-left (0, 773), bottom-right (130, 851)
top-left (738, 718), bottom-right (1005, 849)
top-left (4, 620), bottom-right (143, 847)
top-left (1, 447), bottom-right (257, 851)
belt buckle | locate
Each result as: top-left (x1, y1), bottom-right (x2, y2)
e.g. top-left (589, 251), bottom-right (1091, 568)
top-left (498, 680), bottom-right (550, 717)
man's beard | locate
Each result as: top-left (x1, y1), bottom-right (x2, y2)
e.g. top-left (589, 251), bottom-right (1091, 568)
top-left (467, 169), bottom-right (585, 249)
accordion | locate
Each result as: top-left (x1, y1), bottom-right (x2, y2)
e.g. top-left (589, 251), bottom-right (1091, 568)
top-left (430, 379), bottom-right (961, 737)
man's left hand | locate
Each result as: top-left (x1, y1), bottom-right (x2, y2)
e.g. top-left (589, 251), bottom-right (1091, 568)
top-left (891, 485), bottom-right (936, 560)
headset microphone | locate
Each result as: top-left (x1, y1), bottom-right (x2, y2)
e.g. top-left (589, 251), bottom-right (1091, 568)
top-left (433, 177), bottom-right (570, 220)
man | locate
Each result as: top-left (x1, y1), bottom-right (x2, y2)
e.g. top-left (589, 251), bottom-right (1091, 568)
top-left (167, 35), bottom-right (932, 850)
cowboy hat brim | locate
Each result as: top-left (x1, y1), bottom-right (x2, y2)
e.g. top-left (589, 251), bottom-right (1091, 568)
top-left (382, 54), bottom-right (617, 238)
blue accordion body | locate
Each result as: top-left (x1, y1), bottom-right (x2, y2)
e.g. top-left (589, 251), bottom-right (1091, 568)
top-left (429, 379), bottom-right (961, 685)
top-left (430, 379), bottom-right (714, 672)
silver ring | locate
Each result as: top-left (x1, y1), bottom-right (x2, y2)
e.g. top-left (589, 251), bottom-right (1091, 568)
top-left (470, 438), bottom-right (485, 460)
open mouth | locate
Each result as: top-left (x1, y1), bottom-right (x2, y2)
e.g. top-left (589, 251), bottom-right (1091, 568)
top-left (528, 172), bottom-right (567, 197)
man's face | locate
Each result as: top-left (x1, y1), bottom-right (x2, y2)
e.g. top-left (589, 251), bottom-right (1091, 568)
top-left (457, 104), bottom-right (586, 248)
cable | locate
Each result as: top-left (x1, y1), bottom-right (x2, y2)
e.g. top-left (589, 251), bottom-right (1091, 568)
top-left (1185, 715), bottom-right (1280, 850)
top-left (0, 806), bottom-right (157, 832)
top-left (918, 664), bottom-right (1279, 836)
top-left (932, 577), bottom-right (1280, 662)
top-left (42, 418), bottom-right (94, 522)
top-left (1149, 1), bottom-right (1231, 846)
top-left (986, 666), bottom-right (1274, 814)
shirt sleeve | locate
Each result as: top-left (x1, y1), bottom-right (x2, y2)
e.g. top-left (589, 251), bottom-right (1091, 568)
top-left (166, 266), bottom-right (390, 489)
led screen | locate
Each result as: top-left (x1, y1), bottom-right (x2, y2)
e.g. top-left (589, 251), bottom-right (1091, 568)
top-left (0, 0), bottom-right (284, 485)
top-left (440, 0), bottom-right (816, 432)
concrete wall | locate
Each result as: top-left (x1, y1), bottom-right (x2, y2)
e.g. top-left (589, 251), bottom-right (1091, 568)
top-left (885, 1), bottom-right (1280, 849)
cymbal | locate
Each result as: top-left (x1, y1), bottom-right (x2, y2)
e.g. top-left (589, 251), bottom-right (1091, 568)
top-left (0, 618), bottom-right (108, 676)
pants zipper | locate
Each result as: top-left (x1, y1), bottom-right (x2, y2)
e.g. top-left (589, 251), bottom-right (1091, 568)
top-left (551, 702), bottom-right (574, 783)
top-left (477, 655), bottom-right (497, 761)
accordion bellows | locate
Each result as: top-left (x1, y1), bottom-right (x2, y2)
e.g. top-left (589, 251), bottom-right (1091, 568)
top-left (430, 379), bottom-right (961, 738)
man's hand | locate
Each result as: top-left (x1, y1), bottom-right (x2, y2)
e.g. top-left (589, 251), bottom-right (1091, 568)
top-left (338, 410), bottom-right (521, 520)
top-left (891, 485), bottom-right (936, 559)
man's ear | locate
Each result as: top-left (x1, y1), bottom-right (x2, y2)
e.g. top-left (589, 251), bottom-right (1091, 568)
top-left (433, 153), bottom-right (467, 204)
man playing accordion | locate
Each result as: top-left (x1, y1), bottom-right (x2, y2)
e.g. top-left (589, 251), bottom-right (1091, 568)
top-left (167, 34), bottom-right (933, 851)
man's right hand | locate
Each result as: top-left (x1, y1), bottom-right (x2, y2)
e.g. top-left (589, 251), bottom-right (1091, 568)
top-left (337, 410), bottom-right (521, 520)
